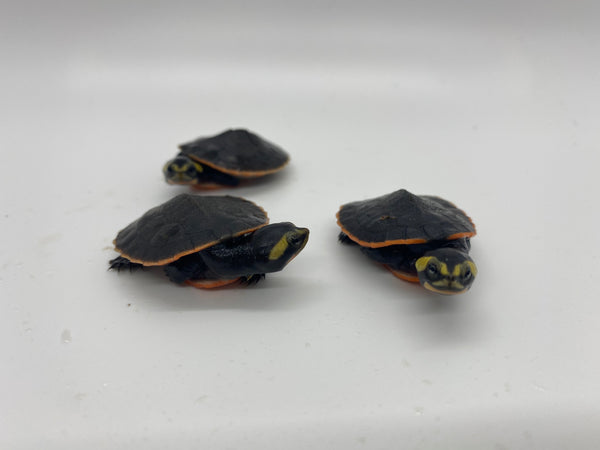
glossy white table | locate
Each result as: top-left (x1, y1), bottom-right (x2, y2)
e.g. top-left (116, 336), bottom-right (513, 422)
top-left (2, 1), bottom-right (599, 448)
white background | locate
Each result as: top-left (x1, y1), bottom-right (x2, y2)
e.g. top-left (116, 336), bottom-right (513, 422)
top-left (2, 1), bottom-right (600, 448)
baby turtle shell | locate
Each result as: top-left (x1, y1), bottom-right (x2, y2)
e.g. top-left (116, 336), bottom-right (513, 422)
top-left (114, 194), bottom-right (268, 265)
top-left (337, 189), bottom-right (477, 295)
top-left (164, 129), bottom-right (289, 187)
top-left (110, 194), bottom-right (309, 288)
top-left (337, 189), bottom-right (476, 247)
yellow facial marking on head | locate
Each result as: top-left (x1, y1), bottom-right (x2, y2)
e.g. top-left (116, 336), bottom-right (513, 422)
top-left (452, 281), bottom-right (465, 290)
top-left (164, 161), bottom-right (203, 174)
top-left (415, 256), bottom-right (433, 272)
top-left (173, 163), bottom-right (189, 172)
top-left (431, 279), bottom-right (462, 289)
top-left (268, 233), bottom-right (290, 260)
top-left (424, 282), bottom-right (468, 295)
top-left (439, 262), bottom-right (450, 276)
top-left (431, 274), bottom-right (464, 287)
top-left (452, 265), bottom-right (462, 277)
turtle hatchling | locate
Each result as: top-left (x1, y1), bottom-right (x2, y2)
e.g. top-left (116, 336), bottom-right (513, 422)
top-left (337, 189), bottom-right (477, 295)
top-left (109, 194), bottom-right (309, 288)
top-left (163, 129), bottom-right (289, 188)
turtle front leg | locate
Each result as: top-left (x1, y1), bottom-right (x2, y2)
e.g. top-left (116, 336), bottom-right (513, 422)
top-left (338, 232), bottom-right (358, 245)
top-left (109, 256), bottom-right (144, 272)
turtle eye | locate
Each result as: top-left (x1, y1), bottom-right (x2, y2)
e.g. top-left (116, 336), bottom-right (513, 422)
top-left (461, 264), bottom-right (476, 284)
top-left (463, 267), bottom-right (472, 281)
top-left (288, 233), bottom-right (304, 247)
top-left (185, 165), bottom-right (196, 177)
top-left (164, 165), bottom-right (175, 177)
top-left (426, 263), bottom-right (439, 277)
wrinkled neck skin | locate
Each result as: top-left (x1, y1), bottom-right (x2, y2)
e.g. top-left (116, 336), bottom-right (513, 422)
top-left (198, 223), bottom-right (306, 278)
top-left (198, 235), bottom-right (261, 278)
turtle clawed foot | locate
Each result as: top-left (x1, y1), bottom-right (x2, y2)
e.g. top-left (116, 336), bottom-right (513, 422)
top-left (109, 256), bottom-right (144, 272)
top-left (240, 274), bottom-right (265, 285)
top-left (338, 232), bottom-right (357, 245)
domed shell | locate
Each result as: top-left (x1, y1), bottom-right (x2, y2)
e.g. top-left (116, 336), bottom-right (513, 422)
top-left (114, 194), bottom-right (269, 265)
top-left (337, 189), bottom-right (476, 248)
top-left (179, 129), bottom-right (289, 177)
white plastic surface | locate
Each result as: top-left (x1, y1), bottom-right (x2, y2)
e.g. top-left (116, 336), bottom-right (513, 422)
top-left (2, 1), bottom-right (600, 448)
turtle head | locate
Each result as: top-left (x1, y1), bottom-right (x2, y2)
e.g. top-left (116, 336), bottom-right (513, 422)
top-left (251, 222), bottom-right (309, 273)
top-left (163, 155), bottom-right (203, 185)
top-left (415, 248), bottom-right (477, 295)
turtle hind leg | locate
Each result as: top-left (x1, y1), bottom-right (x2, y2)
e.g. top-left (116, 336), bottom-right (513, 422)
top-left (109, 256), bottom-right (144, 272)
top-left (240, 273), bottom-right (265, 285)
top-left (338, 232), bottom-right (357, 245)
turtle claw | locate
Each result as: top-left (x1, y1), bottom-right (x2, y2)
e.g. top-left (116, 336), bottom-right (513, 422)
top-left (109, 256), bottom-right (144, 272)
top-left (338, 232), bottom-right (357, 245)
top-left (240, 274), bottom-right (265, 285)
